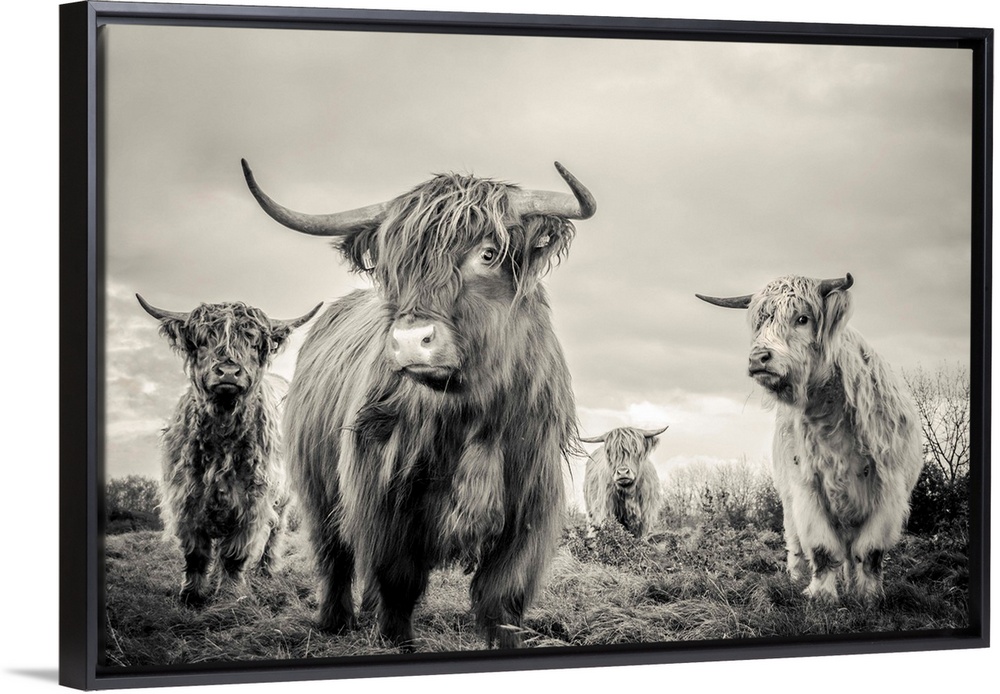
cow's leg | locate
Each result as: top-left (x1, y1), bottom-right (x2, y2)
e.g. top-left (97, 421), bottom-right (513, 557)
top-left (374, 554), bottom-right (429, 650)
top-left (852, 548), bottom-right (885, 602)
top-left (257, 496), bottom-right (288, 577)
top-left (803, 545), bottom-right (843, 602)
top-left (771, 423), bottom-right (809, 581)
top-left (851, 504), bottom-right (905, 602)
top-left (788, 487), bottom-right (844, 602)
top-left (312, 526), bottom-right (358, 633)
top-left (215, 527), bottom-right (261, 598)
top-left (470, 569), bottom-right (527, 649)
top-left (781, 502), bottom-right (808, 582)
top-left (359, 573), bottom-right (380, 615)
top-left (848, 457), bottom-right (913, 602)
top-left (472, 516), bottom-right (558, 649)
top-left (176, 530), bottom-right (213, 606)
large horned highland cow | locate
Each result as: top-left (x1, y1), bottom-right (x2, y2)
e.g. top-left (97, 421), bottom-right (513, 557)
top-left (241, 159), bottom-right (596, 648)
top-left (582, 426), bottom-right (668, 538)
top-left (138, 295), bottom-right (321, 606)
top-left (697, 274), bottom-right (922, 602)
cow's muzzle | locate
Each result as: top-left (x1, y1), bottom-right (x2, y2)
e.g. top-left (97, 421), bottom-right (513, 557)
top-left (614, 468), bottom-right (636, 488)
top-left (390, 316), bottom-right (461, 389)
top-left (207, 361), bottom-right (249, 399)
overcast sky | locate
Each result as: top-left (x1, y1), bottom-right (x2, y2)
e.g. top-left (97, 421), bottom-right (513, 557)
top-left (101, 23), bottom-right (973, 501)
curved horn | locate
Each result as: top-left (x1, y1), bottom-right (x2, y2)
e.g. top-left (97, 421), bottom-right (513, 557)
top-left (241, 159), bottom-right (390, 237)
top-left (136, 293), bottom-right (190, 323)
top-left (272, 302), bottom-right (324, 332)
top-left (818, 272), bottom-right (854, 296)
top-left (578, 433), bottom-right (607, 444)
top-left (508, 161), bottom-right (597, 220)
top-left (695, 292), bottom-right (754, 309)
top-left (638, 425), bottom-right (669, 439)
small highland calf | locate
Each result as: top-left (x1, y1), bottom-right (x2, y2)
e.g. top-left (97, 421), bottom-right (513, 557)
top-left (138, 294), bottom-right (321, 606)
top-left (581, 426), bottom-right (668, 539)
top-left (697, 274), bottom-right (922, 602)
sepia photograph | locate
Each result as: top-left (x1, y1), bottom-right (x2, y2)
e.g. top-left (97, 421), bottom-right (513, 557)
top-left (45, 1), bottom-right (991, 692)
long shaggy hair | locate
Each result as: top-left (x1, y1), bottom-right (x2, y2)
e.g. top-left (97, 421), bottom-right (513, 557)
top-left (583, 428), bottom-right (664, 538)
top-left (744, 275), bottom-right (922, 602)
top-left (336, 173), bottom-right (575, 309)
top-left (145, 300), bottom-right (312, 606)
top-left (285, 173), bottom-right (580, 649)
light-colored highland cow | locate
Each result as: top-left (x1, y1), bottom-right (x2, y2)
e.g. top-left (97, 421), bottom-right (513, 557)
top-left (241, 159), bottom-right (595, 648)
top-left (697, 274), bottom-right (922, 602)
top-left (581, 426), bottom-right (668, 538)
top-left (138, 294), bottom-right (321, 606)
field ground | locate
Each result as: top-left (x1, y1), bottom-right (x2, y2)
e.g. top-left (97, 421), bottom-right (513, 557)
top-left (103, 516), bottom-right (970, 668)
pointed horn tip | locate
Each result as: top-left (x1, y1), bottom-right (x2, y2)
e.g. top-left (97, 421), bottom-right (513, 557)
top-left (844, 272), bottom-right (854, 288)
top-left (551, 161), bottom-right (597, 219)
top-left (305, 302), bottom-right (324, 320)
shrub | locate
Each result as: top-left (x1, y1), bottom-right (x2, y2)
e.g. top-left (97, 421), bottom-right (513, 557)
top-left (659, 457), bottom-right (782, 532)
top-left (563, 519), bottom-right (656, 570)
top-left (907, 464), bottom-right (969, 535)
top-left (106, 475), bottom-right (162, 533)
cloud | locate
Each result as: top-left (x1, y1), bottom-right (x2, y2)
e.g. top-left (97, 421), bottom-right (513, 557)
top-left (99, 25), bottom-right (972, 483)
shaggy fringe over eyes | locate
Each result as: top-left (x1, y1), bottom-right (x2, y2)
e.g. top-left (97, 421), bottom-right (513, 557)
top-left (158, 303), bottom-right (289, 368)
top-left (600, 427), bottom-right (658, 465)
top-left (333, 174), bottom-right (576, 311)
top-left (748, 276), bottom-right (853, 340)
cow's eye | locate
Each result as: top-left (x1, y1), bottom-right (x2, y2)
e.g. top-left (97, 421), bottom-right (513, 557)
top-left (481, 247), bottom-right (498, 264)
top-left (796, 315), bottom-right (810, 326)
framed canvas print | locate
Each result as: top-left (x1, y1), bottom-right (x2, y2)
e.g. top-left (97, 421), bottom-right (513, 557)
top-left (59, 1), bottom-right (992, 690)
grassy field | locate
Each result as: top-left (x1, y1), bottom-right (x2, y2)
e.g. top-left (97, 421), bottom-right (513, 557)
top-left (102, 506), bottom-right (970, 668)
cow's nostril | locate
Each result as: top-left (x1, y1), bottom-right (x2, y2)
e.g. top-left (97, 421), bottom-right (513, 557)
top-left (760, 352), bottom-right (771, 363)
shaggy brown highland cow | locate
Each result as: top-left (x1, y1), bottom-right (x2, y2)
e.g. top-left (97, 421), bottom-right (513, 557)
top-left (581, 426), bottom-right (668, 538)
top-left (242, 159), bottom-right (596, 648)
top-left (138, 295), bottom-right (321, 606)
top-left (697, 274), bottom-right (922, 602)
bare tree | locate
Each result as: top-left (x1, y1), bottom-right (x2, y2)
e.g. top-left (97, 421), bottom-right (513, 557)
top-left (903, 363), bottom-right (971, 485)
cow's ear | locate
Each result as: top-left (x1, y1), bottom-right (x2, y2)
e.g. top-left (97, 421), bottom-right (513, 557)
top-left (157, 319), bottom-right (192, 353)
top-left (819, 286), bottom-right (853, 344)
top-left (268, 324), bottom-right (294, 353)
top-left (521, 216), bottom-right (575, 280)
top-left (334, 226), bottom-right (380, 274)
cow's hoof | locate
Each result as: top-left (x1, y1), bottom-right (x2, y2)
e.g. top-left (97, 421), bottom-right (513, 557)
top-left (215, 576), bottom-right (252, 602)
top-left (853, 580), bottom-right (884, 606)
top-left (179, 588), bottom-right (207, 608)
top-left (788, 567), bottom-right (807, 582)
top-left (803, 582), bottom-right (839, 604)
top-left (317, 612), bottom-right (358, 635)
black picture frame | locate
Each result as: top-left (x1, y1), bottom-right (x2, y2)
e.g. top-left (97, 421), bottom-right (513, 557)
top-left (59, 1), bottom-right (992, 690)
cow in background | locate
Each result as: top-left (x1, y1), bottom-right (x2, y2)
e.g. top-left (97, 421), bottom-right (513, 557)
top-left (242, 159), bottom-right (595, 648)
top-left (138, 294), bottom-right (321, 606)
top-left (697, 274), bottom-right (922, 602)
top-left (581, 426), bottom-right (668, 538)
